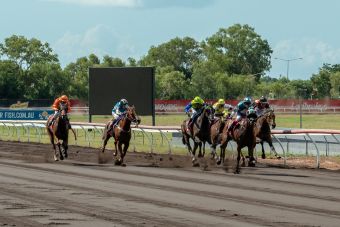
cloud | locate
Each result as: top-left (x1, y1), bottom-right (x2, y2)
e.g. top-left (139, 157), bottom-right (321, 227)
top-left (43, 0), bottom-right (142, 7)
top-left (53, 24), bottom-right (136, 65)
top-left (274, 38), bottom-right (340, 65)
top-left (271, 38), bottom-right (340, 78)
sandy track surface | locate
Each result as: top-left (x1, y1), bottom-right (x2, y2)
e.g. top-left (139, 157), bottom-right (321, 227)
top-left (0, 140), bottom-right (340, 226)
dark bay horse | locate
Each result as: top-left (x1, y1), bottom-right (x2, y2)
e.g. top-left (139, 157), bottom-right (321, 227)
top-left (181, 105), bottom-right (213, 166)
top-left (101, 106), bottom-right (140, 166)
top-left (254, 109), bottom-right (281, 159)
top-left (46, 102), bottom-right (77, 161)
top-left (219, 116), bottom-right (257, 173)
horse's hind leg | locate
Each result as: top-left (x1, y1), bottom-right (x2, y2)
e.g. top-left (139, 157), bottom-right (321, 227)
top-left (101, 134), bottom-right (110, 153)
top-left (197, 142), bottom-right (203, 158)
top-left (48, 131), bottom-right (58, 161)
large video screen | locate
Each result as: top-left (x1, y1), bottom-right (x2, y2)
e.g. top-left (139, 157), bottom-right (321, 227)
top-left (89, 67), bottom-right (154, 116)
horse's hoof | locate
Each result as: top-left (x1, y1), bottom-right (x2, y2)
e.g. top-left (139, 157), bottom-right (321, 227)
top-left (60, 156), bottom-right (64, 161)
top-left (262, 154), bottom-right (266, 159)
top-left (121, 163), bottom-right (126, 167)
top-left (216, 160), bottom-right (221, 165)
top-left (64, 153), bottom-right (68, 159)
top-left (277, 156), bottom-right (282, 159)
top-left (234, 169), bottom-right (241, 174)
top-left (114, 159), bottom-right (122, 165)
top-left (192, 162), bottom-right (200, 167)
top-left (248, 161), bottom-right (256, 167)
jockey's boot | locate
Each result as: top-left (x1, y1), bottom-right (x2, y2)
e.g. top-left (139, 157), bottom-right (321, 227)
top-left (186, 119), bottom-right (192, 132)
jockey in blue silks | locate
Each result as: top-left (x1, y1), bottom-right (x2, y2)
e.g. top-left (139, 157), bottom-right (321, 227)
top-left (110, 98), bottom-right (129, 128)
top-left (228, 97), bottom-right (252, 132)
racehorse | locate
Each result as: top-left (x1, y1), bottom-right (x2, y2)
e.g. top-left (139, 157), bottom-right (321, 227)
top-left (101, 106), bottom-right (140, 166)
top-left (254, 109), bottom-right (281, 159)
top-left (181, 105), bottom-right (213, 166)
top-left (46, 102), bottom-right (77, 161)
top-left (219, 115), bottom-right (257, 173)
top-left (210, 116), bottom-right (226, 162)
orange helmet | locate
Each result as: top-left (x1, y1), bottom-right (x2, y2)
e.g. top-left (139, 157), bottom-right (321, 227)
top-left (60, 95), bottom-right (69, 102)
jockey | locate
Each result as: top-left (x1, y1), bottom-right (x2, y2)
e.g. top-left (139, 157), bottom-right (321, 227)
top-left (224, 104), bottom-right (234, 119)
top-left (185, 96), bottom-right (205, 129)
top-left (254, 99), bottom-right (265, 115)
top-left (213, 99), bottom-right (227, 119)
top-left (260, 96), bottom-right (270, 108)
top-left (247, 106), bottom-right (258, 119)
top-left (111, 98), bottom-right (129, 128)
top-left (49, 95), bottom-right (71, 126)
top-left (228, 97), bottom-right (252, 132)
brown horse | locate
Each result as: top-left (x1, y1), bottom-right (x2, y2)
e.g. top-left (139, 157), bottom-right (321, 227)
top-left (181, 105), bottom-right (213, 166)
top-left (46, 102), bottom-right (77, 161)
top-left (254, 109), bottom-right (281, 159)
top-left (219, 115), bottom-right (257, 173)
top-left (101, 106), bottom-right (140, 166)
top-left (210, 117), bottom-right (226, 162)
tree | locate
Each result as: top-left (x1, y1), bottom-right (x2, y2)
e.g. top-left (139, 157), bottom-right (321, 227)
top-left (330, 72), bottom-right (340, 98)
top-left (64, 56), bottom-right (92, 100)
top-left (102, 55), bottom-right (125, 67)
top-left (24, 63), bottom-right (69, 99)
top-left (202, 24), bottom-right (272, 80)
top-left (89, 53), bottom-right (100, 65)
top-left (157, 71), bottom-right (190, 99)
top-left (140, 37), bottom-right (203, 79)
top-left (0, 35), bottom-right (58, 70)
top-left (0, 60), bottom-right (21, 99)
top-left (311, 70), bottom-right (331, 98)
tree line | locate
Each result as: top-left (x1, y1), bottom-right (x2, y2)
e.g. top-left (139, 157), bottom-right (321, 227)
top-left (1, 24), bottom-right (340, 101)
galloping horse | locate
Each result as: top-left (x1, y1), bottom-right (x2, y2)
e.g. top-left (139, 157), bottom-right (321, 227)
top-left (46, 102), bottom-right (76, 161)
top-left (210, 116), bottom-right (226, 162)
top-left (181, 105), bottom-right (213, 166)
top-left (101, 106), bottom-right (140, 165)
top-left (254, 109), bottom-right (281, 159)
top-left (219, 115), bottom-right (257, 173)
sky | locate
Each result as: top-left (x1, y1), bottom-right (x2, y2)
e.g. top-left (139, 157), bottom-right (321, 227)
top-left (1, 0), bottom-right (340, 80)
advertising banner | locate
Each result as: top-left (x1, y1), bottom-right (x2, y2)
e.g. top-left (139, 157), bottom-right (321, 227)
top-left (0, 109), bottom-right (54, 120)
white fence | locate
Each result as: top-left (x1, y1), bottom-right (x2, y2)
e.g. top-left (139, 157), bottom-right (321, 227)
top-left (1, 120), bottom-right (340, 168)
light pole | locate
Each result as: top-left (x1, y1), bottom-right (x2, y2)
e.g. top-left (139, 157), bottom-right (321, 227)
top-left (274, 57), bottom-right (303, 80)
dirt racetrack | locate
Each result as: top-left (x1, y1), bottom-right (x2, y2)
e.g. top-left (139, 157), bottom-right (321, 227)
top-left (0, 140), bottom-right (340, 227)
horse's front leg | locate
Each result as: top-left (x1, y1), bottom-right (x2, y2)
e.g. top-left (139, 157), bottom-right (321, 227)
top-left (197, 142), bottom-right (203, 158)
top-left (261, 141), bottom-right (266, 159)
top-left (48, 132), bottom-right (58, 161)
top-left (62, 139), bottom-right (68, 159)
top-left (248, 145), bottom-right (256, 167)
top-left (234, 146), bottom-right (242, 174)
top-left (191, 142), bottom-right (199, 167)
top-left (57, 141), bottom-right (64, 160)
top-left (114, 142), bottom-right (123, 166)
top-left (268, 140), bottom-right (281, 159)
top-left (120, 142), bottom-right (129, 166)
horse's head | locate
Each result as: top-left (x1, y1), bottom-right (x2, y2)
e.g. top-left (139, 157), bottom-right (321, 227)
top-left (204, 104), bottom-right (215, 121)
top-left (126, 106), bottom-right (141, 126)
top-left (264, 108), bottom-right (276, 129)
top-left (59, 101), bottom-right (68, 120)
